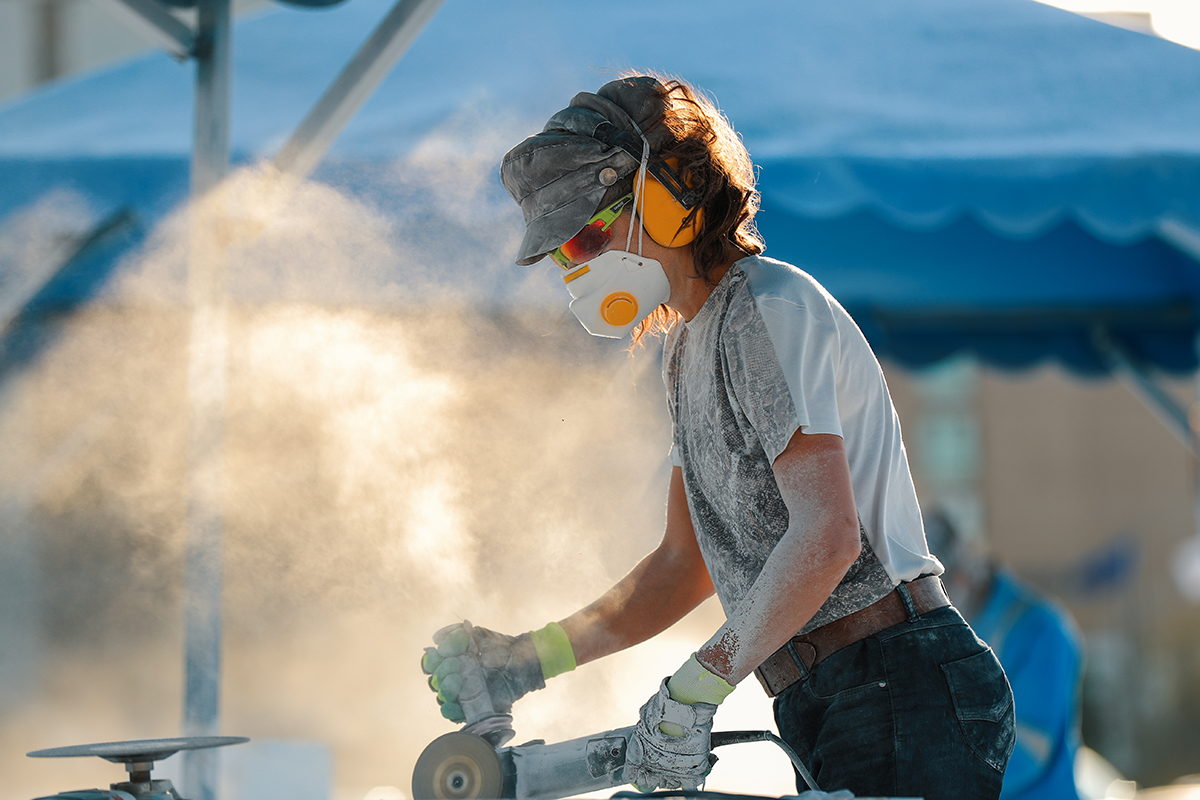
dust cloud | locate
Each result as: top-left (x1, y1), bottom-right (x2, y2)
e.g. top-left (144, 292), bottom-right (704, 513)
top-left (0, 130), bottom-right (773, 800)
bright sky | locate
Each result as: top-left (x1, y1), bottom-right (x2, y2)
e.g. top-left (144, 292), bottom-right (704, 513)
top-left (1036, 0), bottom-right (1200, 48)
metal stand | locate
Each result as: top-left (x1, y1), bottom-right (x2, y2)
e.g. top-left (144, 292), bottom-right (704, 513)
top-left (28, 736), bottom-right (248, 800)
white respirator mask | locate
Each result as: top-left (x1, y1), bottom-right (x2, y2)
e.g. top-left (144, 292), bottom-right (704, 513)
top-left (564, 249), bottom-right (670, 338)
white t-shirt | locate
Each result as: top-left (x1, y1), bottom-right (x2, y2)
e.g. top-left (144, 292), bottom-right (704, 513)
top-left (663, 255), bottom-right (940, 632)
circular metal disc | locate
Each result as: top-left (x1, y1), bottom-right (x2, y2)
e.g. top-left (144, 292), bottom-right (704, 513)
top-left (412, 732), bottom-right (503, 800)
top-left (28, 736), bottom-right (250, 763)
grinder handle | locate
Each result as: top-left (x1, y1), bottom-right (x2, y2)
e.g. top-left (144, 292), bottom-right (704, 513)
top-left (455, 648), bottom-right (498, 724)
top-left (710, 730), bottom-right (819, 792)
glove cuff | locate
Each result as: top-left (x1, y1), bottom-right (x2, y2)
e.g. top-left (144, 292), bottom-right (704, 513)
top-left (529, 621), bottom-right (576, 679)
top-left (667, 654), bottom-right (735, 707)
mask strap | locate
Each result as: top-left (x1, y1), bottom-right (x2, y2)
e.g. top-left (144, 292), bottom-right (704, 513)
top-left (626, 122), bottom-right (652, 257)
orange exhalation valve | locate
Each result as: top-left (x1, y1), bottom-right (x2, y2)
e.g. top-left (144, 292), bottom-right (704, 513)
top-left (600, 292), bottom-right (639, 327)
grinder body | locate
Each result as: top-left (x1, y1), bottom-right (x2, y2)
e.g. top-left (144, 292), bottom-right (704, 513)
top-left (413, 725), bottom-right (636, 800)
top-left (502, 725), bottom-right (636, 800)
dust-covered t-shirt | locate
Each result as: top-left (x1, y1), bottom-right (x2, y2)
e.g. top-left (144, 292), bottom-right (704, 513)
top-left (663, 256), bottom-right (939, 633)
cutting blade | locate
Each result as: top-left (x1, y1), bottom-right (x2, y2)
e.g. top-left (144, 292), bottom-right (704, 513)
top-left (412, 732), bottom-right (504, 800)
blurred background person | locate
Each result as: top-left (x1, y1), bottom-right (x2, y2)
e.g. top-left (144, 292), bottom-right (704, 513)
top-left (925, 508), bottom-right (1085, 800)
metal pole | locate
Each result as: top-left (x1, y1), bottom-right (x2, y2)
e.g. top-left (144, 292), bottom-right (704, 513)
top-left (1092, 326), bottom-right (1197, 456)
top-left (1158, 218), bottom-right (1200, 263)
top-left (272, 0), bottom-right (445, 182)
top-left (0, 209), bottom-right (135, 336)
top-left (183, 0), bottom-right (231, 797)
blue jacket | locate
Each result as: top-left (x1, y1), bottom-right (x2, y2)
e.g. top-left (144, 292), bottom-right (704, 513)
top-left (970, 570), bottom-right (1084, 800)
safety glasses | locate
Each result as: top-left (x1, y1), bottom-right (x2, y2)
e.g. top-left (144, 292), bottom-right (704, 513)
top-left (548, 194), bottom-right (634, 269)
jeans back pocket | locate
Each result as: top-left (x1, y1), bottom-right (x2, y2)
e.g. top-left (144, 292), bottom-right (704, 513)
top-left (940, 648), bottom-right (1016, 773)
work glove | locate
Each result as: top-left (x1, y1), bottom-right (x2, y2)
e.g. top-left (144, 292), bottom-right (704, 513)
top-left (624, 655), bottom-right (734, 792)
top-left (421, 620), bottom-right (575, 723)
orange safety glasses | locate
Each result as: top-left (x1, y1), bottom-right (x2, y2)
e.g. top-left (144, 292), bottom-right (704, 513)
top-left (548, 194), bottom-right (634, 269)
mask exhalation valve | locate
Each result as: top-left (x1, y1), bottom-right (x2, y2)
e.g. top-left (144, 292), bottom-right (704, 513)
top-left (601, 292), bottom-right (639, 327)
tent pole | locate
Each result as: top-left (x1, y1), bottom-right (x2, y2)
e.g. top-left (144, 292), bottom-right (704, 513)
top-left (271, 0), bottom-right (445, 183)
top-left (183, 0), bottom-right (231, 798)
top-left (1092, 326), bottom-right (1198, 457)
top-left (0, 208), bottom-right (135, 337)
top-left (1157, 219), bottom-right (1200, 263)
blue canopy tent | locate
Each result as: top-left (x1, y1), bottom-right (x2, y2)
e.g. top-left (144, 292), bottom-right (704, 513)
top-left (3, 0), bottom-right (1200, 381)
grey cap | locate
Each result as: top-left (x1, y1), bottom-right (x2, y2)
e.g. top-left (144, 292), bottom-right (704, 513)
top-left (501, 77), bottom-right (670, 266)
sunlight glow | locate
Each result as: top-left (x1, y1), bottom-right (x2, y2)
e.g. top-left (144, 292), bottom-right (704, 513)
top-left (1036, 0), bottom-right (1200, 49)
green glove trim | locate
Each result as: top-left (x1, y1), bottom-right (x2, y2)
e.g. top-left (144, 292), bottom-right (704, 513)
top-left (529, 622), bottom-right (576, 680)
top-left (666, 654), bottom-right (735, 707)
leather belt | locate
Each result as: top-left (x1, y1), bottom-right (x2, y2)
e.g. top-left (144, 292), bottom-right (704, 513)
top-left (753, 575), bottom-right (951, 698)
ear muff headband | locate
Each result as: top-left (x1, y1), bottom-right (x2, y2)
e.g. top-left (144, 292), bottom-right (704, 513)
top-left (588, 122), bottom-right (702, 248)
top-left (587, 120), bottom-right (700, 207)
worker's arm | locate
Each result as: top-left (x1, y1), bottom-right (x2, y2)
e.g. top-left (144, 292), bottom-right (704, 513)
top-left (559, 465), bottom-right (715, 667)
top-left (623, 430), bottom-right (862, 793)
top-left (421, 466), bottom-right (712, 720)
top-left (697, 430), bottom-right (862, 684)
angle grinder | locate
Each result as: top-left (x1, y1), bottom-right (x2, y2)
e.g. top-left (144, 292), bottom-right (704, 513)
top-left (412, 643), bottom-right (822, 800)
top-left (412, 724), bottom-right (819, 800)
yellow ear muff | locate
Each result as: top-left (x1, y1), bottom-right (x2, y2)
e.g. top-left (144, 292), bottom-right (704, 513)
top-left (639, 159), bottom-right (703, 248)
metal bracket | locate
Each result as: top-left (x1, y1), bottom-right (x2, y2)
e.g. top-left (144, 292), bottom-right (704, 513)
top-left (96, 0), bottom-right (197, 60)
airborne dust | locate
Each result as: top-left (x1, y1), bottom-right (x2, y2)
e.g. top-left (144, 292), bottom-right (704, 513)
top-left (0, 121), bottom-right (793, 799)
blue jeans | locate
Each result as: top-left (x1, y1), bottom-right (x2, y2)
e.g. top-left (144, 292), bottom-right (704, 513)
top-left (773, 605), bottom-right (1015, 800)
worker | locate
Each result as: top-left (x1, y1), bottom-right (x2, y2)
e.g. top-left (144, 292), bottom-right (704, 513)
top-left (925, 509), bottom-right (1085, 800)
top-left (421, 74), bottom-right (1015, 800)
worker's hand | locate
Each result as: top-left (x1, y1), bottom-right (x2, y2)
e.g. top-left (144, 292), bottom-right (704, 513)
top-left (624, 656), bottom-right (734, 792)
top-left (420, 621), bottom-right (575, 723)
top-left (625, 679), bottom-right (718, 791)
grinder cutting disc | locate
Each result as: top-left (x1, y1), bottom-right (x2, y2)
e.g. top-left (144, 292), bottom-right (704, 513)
top-left (412, 732), bottom-right (504, 800)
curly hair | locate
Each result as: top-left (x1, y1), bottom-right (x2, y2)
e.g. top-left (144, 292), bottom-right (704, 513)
top-left (596, 74), bottom-right (764, 345)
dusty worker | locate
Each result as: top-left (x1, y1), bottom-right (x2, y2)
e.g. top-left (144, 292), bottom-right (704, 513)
top-left (423, 74), bottom-right (1016, 800)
